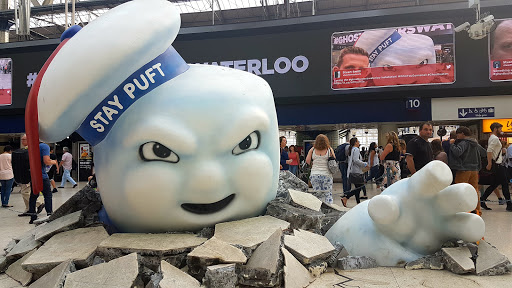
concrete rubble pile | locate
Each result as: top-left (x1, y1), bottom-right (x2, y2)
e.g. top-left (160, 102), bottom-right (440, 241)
top-left (1, 174), bottom-right (510, 287)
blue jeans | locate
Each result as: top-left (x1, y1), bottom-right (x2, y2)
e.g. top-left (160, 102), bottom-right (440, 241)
top-left (368, 165), bottom-right (380, 182)
top-left (60, 169), bottom-right (76, 187)
top-left (0, 178), bottom-right (14, 206)
top-left (29, 178), bottom-right (52, 220)
top-left (289, 165), bottom-right (298, 176)
top-left (339, 162), bottom-right (349, 192)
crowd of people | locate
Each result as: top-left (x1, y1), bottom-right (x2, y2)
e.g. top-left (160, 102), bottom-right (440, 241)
top-left (280, 121), bottom-right (512, 216)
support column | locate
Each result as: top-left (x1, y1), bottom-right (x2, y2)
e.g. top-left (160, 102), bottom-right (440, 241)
top-left (377, 123), bottom-right (398, 147)
top-left (0, 0), bottom-right (9, 43)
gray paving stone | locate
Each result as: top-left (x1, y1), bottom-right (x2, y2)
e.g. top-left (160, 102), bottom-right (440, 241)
top-left (281, 247), bottom-right (312, 288)
top-left (405, 252), bottom-right (444, 270)
top-left (284, 229), bottom-right (335, 265)
top-left (5, 249), bottom-right (36, 286)
top-left (288, 189), bottom-right (322, 211)
top-left (160, 260), bottom-right (200, 288)
top-left (442, 247), bottom-right (475, 274)
top-left (6, 235), bottom-right (41, 261)
top-left (63, 253), bottom-right (140, 288)
top-left (34, 211), bottom-right (82, 242)
top-left (337, 256), bottom-right (378, 270)
top-left (476, 241), bottom-right (511, 276)
top-left (214, 216), bottom-right (290, 249)
top-left (203, 263), bottom-right (237, 288)
top-left (28, 260), bottom-right (75, 288)
top-left (22, 226), bottom-right (109, 275)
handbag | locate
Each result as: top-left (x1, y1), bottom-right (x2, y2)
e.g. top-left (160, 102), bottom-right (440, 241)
top-left (327, 149), bottom-right (340, 175)
top-left (349, 173), bottom-right (365, 185)
top-left (480, 152), bottom-right (500, 177)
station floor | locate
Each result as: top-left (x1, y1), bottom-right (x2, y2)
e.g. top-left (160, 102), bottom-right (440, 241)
top-left (0, 182), bottom-right (511, 287)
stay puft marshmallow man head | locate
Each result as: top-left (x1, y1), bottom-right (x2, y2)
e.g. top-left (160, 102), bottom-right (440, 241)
top-left (34, 0), bottom-right (279, 232)
top-left (354, 29), bottom-right (436, 85)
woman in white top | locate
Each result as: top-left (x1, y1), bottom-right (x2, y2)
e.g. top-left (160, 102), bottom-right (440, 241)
top-left (0, 145), bottom-right (14, 207)
top-left (306, 134), bottom-right (336, 204)
top-left (341, 137), bottom-right (368, 207)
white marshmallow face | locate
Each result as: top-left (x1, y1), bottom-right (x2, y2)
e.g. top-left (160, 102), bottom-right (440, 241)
top-left (93, 65), bottom-right (279, 232)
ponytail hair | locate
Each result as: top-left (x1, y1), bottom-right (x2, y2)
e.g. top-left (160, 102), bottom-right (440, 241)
top-left (348, 137), bottom-right (358, 156)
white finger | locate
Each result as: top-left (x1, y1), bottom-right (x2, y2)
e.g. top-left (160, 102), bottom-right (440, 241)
top-left (444, 212), bottom-right (485, 243)
top-left (408, 160), bottom-right (452, 197)
top-left (435, 183), bottom-right (478, 215)
top-left (368, 195), bottom-right (400, 225)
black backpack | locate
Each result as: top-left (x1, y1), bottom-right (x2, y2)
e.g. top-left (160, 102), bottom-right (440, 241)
top-left (11, 148), bottom-right (31, 184)
top-left (335, 143), bottom-right (349, 162)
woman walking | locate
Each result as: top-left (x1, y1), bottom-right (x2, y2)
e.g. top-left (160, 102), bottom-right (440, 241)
top-left (341, 137), bottom-right (369, 207)
top-left (0, 146), bottom-right (14, 207)
top-left (288, 145), bottom-right (300, 176)
top-left (379, 132), bottom-right (401, 190)
top-left (306, 134), bottom-right (336, 204)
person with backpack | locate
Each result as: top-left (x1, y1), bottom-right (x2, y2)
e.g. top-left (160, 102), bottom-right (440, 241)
top-left (12, 134), bottom-right (45, 216)
top-left (58, 147), bottom-right (77, 188)
top-left (335, 142), bottom-right (350, 193)
top-left (0, 145), bottom-right (14, 207)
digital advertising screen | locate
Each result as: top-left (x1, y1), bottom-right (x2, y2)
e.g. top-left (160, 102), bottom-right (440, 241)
top-left (489, 19), bottom-right (512, 82)
top-left (331, 23), bottom-right (455, 90)
top-left (0, 58), bottom-right (12, 106)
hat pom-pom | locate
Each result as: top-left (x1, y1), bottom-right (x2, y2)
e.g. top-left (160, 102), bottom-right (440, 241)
top-left (60, 25), bottom-right (82, 42)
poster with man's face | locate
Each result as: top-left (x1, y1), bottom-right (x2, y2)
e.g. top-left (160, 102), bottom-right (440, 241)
top-left (0, 58), bottom-right (12, 106)
top-left (489, 19), bottom-right (512, 82)
top-left (331, 23), bottom-right (455, 90)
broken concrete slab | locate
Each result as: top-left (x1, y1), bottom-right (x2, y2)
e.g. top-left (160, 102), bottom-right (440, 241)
top-left (4, 239), bottom-right (17, 254)
top-left (63, 253), bottom-right (140, 288)
top-left (34, 211), bottom-right (82, 242)
top-left (33, 216), bottom-right (51, 226)
top-left (476, 241), bottom-right (511, 276)
top-left (22, 226), bottom-right (109, 275)
top-left (239, 229), bottom-right (283, 287)
top-left (288, 189), bottom-right (322, 211)
top-left (279, 170), bottom-right (309, 193)
top-left (326, 242), bottom-right (349, 268)
top-left (13, 227), bottom-right (38, 242)
top-left (282, 247), bottom-right (313, 288)
top-left (320, 211), bottom-right (345, 235)
top-left (29, 260), bottom-right (75, 288)
top-left (266, 199), bottom-right (324, 231)
top-left (203, 263), bottom-right (237, 288)
top-left (337, 256), bottom-right (378, 270)
top-left (188, 237), bottom-right (247, 264)
top-left (321, 202), bottom-right (350, 213)
top-left (405, 252), bottom-right (444, 270)
top-left (5, 249), bottom-right (36, 286)
top-left (6, 234), bottom-right (42, 261)
top-left (442, 247), bottom-right (475, 274)
top-left (284, 229), bottom-right (335, 265)
top-left (97, 233), bottom-right (207, 257)
top-left (48, 185), bottom-right (101, 222)
top-left (0, 256), bottom-right (8, 272)
top-left (214, 216), bottom-right (290, 249)
top-left (160, 260), bottom-right (201, 288)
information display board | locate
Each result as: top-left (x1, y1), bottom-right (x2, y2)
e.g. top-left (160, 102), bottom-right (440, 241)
top-left (331, 23), bottom-right (455, 90)
top-left (489, 19), bottom-right (512, 82)
top-left (0, 58), bottom-right (12, 106)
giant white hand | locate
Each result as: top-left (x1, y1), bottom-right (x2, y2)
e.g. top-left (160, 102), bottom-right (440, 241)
top-left (325, 160), bottom-right (485, 266)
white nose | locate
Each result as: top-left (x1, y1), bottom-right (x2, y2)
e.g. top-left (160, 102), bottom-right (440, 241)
top-left (186, 160), bottom-right (226, 193)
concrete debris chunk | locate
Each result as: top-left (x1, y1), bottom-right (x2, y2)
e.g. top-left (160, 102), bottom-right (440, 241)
top-left (279, 170), bottom-right (309, 193)
top-left (160, 260), bottom-right (201, 288)
top-left (5, 249), bottom-right (36, 286)
top-left (239, 229), bottom-right (283, 287)
top-left (22, 226), bottom-right (109, 275)
top-left (284, 229), bottom-right (335, 265)
top-left (307, 261), bottom-right (328, 278)
top-left (266, 199), bottom-right (324, 231)
top-left (188, 237), bottom-right (247, 264)
top-left (203, 263), bottom-right (237, 288)
top-left (29, 260), bottom-right (75, 288)
top-left (326, 242), bottom-right (349, 268)
top-left (281, 247), bottom-right (313, 288)
top-left (321, 202), bottom-right (350, 212)
top-left (476, 241), bottom-right (511, 276)
top-left (63, 253), bottom-right (140, 288)
top-left (98, 233), bottom-right (207, 256)
top-left (34, 211), bottom-right (82, 242)
top-left (214, 216), bottom-right (290, 249)
top-left (4, 239), bottom-right (17, 254)
top-left (0, 256), bottom-right (9, 273)
top-left (48, 185), bottom-right (101, 222)
top-left (13, 227), bottom-right (38, 242)
top-left (337, 256), bottom-right (378, 270)
top-left (288, 189), bottom-right (322, 211)
top-left (32, 216), bottom-right (51, 225)
top-left (6, 234), bottom-right (42, 261)
top-left (442, 247), bottom-right (475, 274)
top-left (405, 252), bottom-right (444, 270)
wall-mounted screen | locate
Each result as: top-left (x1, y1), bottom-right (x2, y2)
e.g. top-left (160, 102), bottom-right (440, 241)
top-left (489, 19), bottom-right (512, 82)
top-left (0, 58), bottom-right (12, 106)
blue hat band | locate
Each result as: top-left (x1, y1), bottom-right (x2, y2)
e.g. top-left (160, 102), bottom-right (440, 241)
top-left (367, 30), bottom-right (402, 65)
top-left (76, 45), bottom-right (189, 146)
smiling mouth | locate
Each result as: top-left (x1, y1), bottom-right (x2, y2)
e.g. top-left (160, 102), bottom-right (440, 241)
top-left (181, 194), bottom-right (235, 215)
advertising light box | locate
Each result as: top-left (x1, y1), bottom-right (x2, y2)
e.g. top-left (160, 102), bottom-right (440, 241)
top-left (0, 58), bottom-right (12, 106)
top-left (331, 23), bottom-right (455, 90)
top-left (489, 19), bottom-right (512, 82)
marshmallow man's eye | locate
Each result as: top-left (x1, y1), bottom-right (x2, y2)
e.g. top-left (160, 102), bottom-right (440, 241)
top-left (139, 142), bottom-right (179, 163)
top-left (419, 59), bottom-right (428, 65)
top-left (232, 131), bottom-right (260, 155)
top-left (382, 65), bottom-right (395, 71)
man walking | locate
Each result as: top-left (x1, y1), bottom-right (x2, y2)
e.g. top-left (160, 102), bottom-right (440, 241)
top-left (336, 142), bottom-right (350, 193)
top-left (58, 147), bottom-right (77, 188)
top-left (480, 122), bottom-right (512, 211)
top-left (28, 141), bottom-right (57, 223)
top-left (406, 122), bottom-right (434, 175)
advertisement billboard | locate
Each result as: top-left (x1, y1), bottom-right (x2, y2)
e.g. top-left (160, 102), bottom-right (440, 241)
top-left (0, 58), bottom-right (12, 106)
top-left (489, 19), bottom-right (512, 82)
top-left (331, 23), bottom-right (455, 90)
